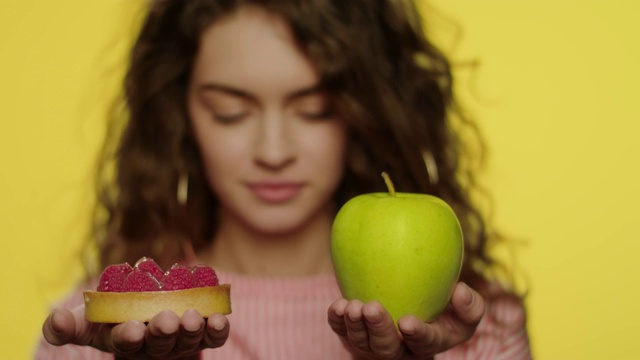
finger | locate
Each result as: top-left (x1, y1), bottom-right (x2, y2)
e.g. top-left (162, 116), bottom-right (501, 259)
top-left (175, 309), bottom-right (206, 354)
top-left (66, 306), bottom-right (135, 354)
top-left (109, 321), bottom-right (146, 357)
top-left (44, 306), bottom-right (108, 349)
top-left (343, 300), bottom-right (370, 352)
top-left (362, 301), bottom-right (403, 359)
top-left (399, 282), bottom-right (486, 355)
top-left (398, 315), bottom-right (440, 357)
top-left (144, 310), bottom-right (181, 357)
top-left (450, 282), bottom-right (485, 326)
top-left (43, 308), bottom-right (77, 346)
top-left (327, 298), bottom-right (349, 337)
top-left (202, 313), bottom-right (229, 349)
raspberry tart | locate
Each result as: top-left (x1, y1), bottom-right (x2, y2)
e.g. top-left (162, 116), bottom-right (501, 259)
top-left (84, 257), bottom-right (231, 323)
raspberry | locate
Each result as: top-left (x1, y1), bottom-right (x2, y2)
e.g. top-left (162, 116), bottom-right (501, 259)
top-left (193, 264), bottom-right (219, 287)
top-left (96, 258), bottom-right (220, 293)
top-left (97, 263), bottom-right (133, 292)
top-left (121, 269), bottom-right (162, 292)
top-left (134, 257), bottom-right (165, 281)
top-left (162, 264), bottom-right (196, 290)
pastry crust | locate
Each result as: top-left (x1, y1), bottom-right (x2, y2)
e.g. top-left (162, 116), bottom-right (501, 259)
top-left (84, 284), bottom-right (231, 323)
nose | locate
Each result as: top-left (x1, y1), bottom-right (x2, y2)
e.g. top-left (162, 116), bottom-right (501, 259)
top-left (253, 111), bottom-right (295, 170)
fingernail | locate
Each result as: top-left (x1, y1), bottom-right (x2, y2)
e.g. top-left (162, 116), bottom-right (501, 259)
top-left (462, 283), bottom-right (473, 306)
top-left (211, 317), bottom-right (226, 331)
top-left (347, 312), bottom-right (357, 322)
top-left (184, 323), bottom-right (203, 334)
top-left (364, 309), bottom-right (382, 325)
top-left (50, 311), bottom-right (64, 335)
top-left (399, 322), bottom-right (415, 336)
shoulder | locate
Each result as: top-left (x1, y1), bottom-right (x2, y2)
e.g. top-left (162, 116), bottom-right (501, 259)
top-left (38, 278), bottom-right (97, 316)
top-left (55, 278), bottom-right (98, 310)
top-left (476, 283), bottom-right (531, 359)
top-left (483, 283), bottom-right (528, 329)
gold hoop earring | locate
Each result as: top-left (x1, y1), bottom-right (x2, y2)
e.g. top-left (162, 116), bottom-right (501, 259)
top-left (422, 150), bottom-right (439, 186)
top-left (177, 172), bottom-right (189, 206)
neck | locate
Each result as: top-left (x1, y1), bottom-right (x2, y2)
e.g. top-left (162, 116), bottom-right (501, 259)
top-left (205, 210), bottom-right (335, 277)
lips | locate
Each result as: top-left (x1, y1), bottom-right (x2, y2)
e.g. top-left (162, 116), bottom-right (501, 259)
top-left (248, 182), bottom-right (304, 203)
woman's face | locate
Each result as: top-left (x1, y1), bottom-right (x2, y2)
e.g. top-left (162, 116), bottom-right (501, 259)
top-left (187, 6), bottom-right (348, 237)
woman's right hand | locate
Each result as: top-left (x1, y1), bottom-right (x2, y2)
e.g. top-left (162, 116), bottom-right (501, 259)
top-left (42, 305), bottom-right (230, 359)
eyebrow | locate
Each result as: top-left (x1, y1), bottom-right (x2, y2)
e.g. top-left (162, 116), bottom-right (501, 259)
top-left (198, 83), bottom-right (325, 103)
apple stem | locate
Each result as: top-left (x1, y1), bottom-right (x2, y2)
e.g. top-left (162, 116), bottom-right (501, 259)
top-left (381, 172), bottom-right (396, 197)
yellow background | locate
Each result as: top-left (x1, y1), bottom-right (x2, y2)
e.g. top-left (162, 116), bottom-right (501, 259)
top-left (1, 0), bottom-right (638, 358)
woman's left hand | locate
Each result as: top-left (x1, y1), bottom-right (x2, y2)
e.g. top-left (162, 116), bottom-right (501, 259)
top-left (327, 282), bottom-right (485, 359)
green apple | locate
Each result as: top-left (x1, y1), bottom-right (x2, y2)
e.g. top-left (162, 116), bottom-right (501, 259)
top-left (330, 172), bottom-right (463, 323)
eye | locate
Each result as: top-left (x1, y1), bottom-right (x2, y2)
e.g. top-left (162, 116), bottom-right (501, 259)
top-left (213, 112), bottom-right (248, 123)
top-left (293, 93), bottom-right (335, 120)
top-left (298, 110), bottom-right (334, 120)
top-left (201, 91), bottom-right (251, 124)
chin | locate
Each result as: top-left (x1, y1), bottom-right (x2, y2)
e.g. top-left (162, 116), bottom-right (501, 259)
top-left (246, 209), bottom-right (321, 237)
top-left (251, 219), bottom-right (307, 237)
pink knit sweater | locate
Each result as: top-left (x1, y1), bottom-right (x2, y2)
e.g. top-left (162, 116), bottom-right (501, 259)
top-left (35, 271), bottom-right (530, 359)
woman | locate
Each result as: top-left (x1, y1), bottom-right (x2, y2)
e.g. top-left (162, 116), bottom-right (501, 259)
top-left (39, 1), bottom-right (530, 359)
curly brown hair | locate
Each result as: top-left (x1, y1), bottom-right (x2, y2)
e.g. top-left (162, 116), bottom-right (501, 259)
top-left (93, 0), bottom-right (499, 292)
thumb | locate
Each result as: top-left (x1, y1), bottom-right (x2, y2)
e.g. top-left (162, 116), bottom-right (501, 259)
top-left (43, 308), bottom-right (77, 346)
top-left (451, 282), bottom-right (485, 325)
